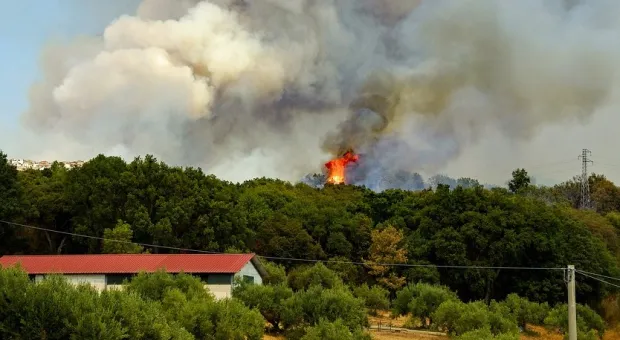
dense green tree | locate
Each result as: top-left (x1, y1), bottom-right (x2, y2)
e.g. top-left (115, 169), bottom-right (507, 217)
top-left (103, 220), bottom-right (144, 254)
top-left (0, 152), bottom-right (24, 255)
top-left (392, 283), bottom-right (458, 328)
top-left (508, 168), bottom-right (531, 193)
top-left (287, 262), bottom-right (343, 291)
top-left (234, 281), bottom-right (293, 331)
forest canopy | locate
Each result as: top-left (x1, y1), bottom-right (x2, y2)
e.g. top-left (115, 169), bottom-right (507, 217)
top-left (1, 151), bottom-right (620, 308)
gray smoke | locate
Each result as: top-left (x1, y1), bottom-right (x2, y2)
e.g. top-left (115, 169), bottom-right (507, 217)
top-left (21, 0), bottom-right (620, 187)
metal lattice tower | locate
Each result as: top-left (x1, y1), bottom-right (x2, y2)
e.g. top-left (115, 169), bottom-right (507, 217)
top-left (578, 149), bottom-right (593, 209)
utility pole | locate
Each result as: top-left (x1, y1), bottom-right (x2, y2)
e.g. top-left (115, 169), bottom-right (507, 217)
top-left (578, 149), bottom-right (593, 209)
top-left (567, 265), bottom-right (577, 340)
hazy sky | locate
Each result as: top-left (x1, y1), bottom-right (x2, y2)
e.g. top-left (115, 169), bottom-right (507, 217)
top-left (0, 0), bottom-right (140, 152)
top-left (2, 0), bottom-right (620, 187)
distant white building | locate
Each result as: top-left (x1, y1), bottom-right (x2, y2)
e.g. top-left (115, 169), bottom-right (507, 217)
top-left (0, 253), bottom-right (266, 300)
top-left (8, 159), bottom-right (85, 171)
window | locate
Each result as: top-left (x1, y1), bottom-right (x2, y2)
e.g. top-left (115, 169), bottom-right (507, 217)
top-left (242, 275), bottom-right (254, 284)
top-left (106, 274), bottom-right (133, 285)
top-left (206, 274), bottom-right (232, 285)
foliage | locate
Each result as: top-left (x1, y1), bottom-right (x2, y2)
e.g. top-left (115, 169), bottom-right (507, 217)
top-left (363, 225), bottom-right (408, 291)
top-left (494, 293), bottom-right (550, 330)
top-left (2, 152), bottom-right (620, 309)
top-left (508, 168), bottom-right (531, 193)
top-left (103, 219), bottom-right (144, 254)
top-left (262, 260), bottom-right (288, 285)
top-left (432, 300), bottom-right (518, 337)
top-left (300, 319), bottom-right (371, 340)
top-left (288, 262), bottom-right (343, 291)
top-left (0, 266), bottom-right (193, 340)
top-left (282, 285), bottom-right (368, 335)
top-left (353, 284), bottom-right (390, 315)
top-left (326, 256), bottom-right (365, 285)
top-left (233, 281), bottom-right (293, 331)
top-left (0, 152), bottom-right (24, 255)
top-left (126, 269), bottom-right (212, 301)
top-left (455, 328), bottom-right (519, 340)
top-left (391, 282), bottom-right (458, 328)
top-left (544, 303), bottom-right (606, 339)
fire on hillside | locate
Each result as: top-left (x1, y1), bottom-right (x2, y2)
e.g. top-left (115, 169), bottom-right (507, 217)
top-left (324, 150), bottom-right (359, 185)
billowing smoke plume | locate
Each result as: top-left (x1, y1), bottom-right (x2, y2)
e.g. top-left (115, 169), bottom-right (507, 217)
top-left (22, 0), bottom-right (620, 188)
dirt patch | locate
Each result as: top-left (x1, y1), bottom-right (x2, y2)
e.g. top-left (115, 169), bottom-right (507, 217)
top-left (262, 334), bottom-right (285, 340)
top-left (370, 330), bottom-right (448, 339)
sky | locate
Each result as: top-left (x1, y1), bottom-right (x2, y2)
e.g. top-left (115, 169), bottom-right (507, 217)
top-left (1, 0), bottom-right (620, 187)
top-left (0, 0), bottom-right (139, 151)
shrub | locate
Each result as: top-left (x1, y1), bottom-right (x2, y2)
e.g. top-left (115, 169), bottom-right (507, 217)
top-left (497, 293), bottom-right (550, 330)
top-left (353, 284), bottom-right (390, 315)
top-left (433, 300), bottom-right (518, 337)
top-left (392, 283), bottom-right (458, 328)
top-left (262, 260), bottom-right (288, 285)
top-left (300, 319), bottom-right (371, 340)
top-left (288, 263), bottom-right (343, 291)
top-left (544, 303), bottom-right (605, 339)
top-left (282, 285), bottom-right (367, 333)
top-left (456, 328), bottom-right (519, 340)
top-left (234, 282), bottom-right (293, 331)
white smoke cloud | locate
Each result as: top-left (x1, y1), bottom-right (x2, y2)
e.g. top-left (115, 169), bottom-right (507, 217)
top-left (19, 0), bottom-right (620, 185)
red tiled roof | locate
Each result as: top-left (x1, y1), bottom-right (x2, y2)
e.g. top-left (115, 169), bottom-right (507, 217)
top-left (0, 254), bottom-right (256, 275)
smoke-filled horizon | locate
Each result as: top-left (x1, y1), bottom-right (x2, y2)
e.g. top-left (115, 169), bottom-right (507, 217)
top-left (17, 0), bottom-right (620, 189)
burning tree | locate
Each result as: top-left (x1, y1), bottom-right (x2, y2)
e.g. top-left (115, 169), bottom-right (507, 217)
top-left (324, 150), bottom-right (359, 185)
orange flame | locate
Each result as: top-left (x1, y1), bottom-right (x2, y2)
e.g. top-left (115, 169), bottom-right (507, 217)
top-left (325, 151), bottom-right (359, 184)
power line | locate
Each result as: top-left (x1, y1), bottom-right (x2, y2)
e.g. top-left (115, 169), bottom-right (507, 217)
top-left (575, 269), bottom-right (620, 282)
top-left (0, 220), bottom-right (221, 254)
top-left (0, 219), bottom-right (566, 271)
top-left (576, 270), bottom-right (620, 290)
top-left (578, 149), bottom-right (593, 209)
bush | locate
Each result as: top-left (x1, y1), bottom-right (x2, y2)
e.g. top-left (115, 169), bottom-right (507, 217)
top-left (0, 267), bottom-right (266, 340)
top-left (456, 328), bottom-right (519, 340)
top-left (288, 263), bottom-right (343, 291)
top-left (234, 282), bottom-right (293, 331)
top-left (496, 293), bottom-right (550, 330)
top-left (300, 319), bottom-right (371, 340)
top-left (100, 289), bottom-right (193, 339)
top-left (544, 303), bottom-right (606, 339)
top-left (125, 270), bottom-right (212, 301)
top-left (392, 283), bottom-right (458, 328)
top-left (0, 268), bottom-right (193, 340)
top-left (433, 300), bottom-right (518, 337)
top-left (262, 260), bottom-right (288, 285)
top-left (282, 285), bottom-right (367, 333)
top-left (353, 284), bottom-right (390, 315)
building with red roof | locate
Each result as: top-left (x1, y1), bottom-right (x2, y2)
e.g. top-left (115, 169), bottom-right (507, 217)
top-left (0, 253), bottom-right (267, 299)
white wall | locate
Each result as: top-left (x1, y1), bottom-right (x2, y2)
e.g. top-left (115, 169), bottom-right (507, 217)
top-left (35, 274), bottom-right (107, 292)
top-left (234, 261), bottom-right (263, 285)
top-left (205, 284), bottom-right (232, 299)
top-left (33, 262), bottom-right (263, 299)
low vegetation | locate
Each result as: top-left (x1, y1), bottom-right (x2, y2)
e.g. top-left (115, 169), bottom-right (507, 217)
top-left (0, 263), bottom-right (610, 340)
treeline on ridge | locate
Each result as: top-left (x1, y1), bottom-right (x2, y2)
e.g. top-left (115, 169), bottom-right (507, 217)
top-left (1, 151), bottom-right (620, 313)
